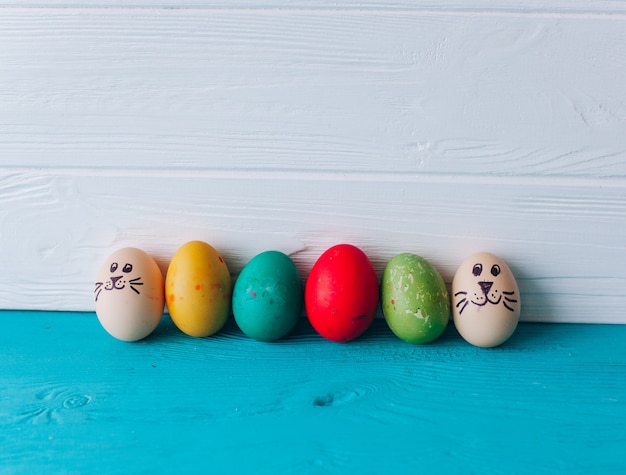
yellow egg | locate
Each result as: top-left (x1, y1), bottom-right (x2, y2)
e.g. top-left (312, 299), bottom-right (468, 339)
top-left (165, 241), bottom-right (232, 337)
top-left (94, 247), bottom-right (164, 342)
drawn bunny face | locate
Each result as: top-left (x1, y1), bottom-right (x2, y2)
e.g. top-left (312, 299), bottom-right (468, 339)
top-left (95, 260), bottom-right (143, 302)
top-left (453, 258), bottom-right (518, 316)
top-left (452, 252), bottom-right (521, 348)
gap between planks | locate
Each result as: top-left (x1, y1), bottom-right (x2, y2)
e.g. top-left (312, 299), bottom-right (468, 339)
top-left (4, 166), bottom-right (626, 189)
top-left (1, 5), bottom-right (626, 21)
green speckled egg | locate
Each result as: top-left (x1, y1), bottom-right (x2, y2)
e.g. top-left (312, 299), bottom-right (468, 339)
top-left (232, 251), bottom-right (303, 342)
top-left (382, 253), bottom-right (450, 344)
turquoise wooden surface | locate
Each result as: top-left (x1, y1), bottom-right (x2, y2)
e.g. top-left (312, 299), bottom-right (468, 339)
top-left (2, 311), bottom-right (625, 474)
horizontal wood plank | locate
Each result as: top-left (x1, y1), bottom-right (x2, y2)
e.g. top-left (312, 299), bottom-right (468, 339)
top-left (1, 169), bottom-right (624, 322)
top-left (2, 2), bottom-right (626, 13)
top-left (1, 9), bottom-right (625, 176)
top-left (1, 311), bottom-right (625, 473)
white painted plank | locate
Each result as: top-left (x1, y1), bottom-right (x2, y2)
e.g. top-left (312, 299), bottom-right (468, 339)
top-left (1, 9), bottom-right (625, 176)
top-left (1, 169), bottom-right (625, 323)
top-left (2, 2), bottom-right (626, 14)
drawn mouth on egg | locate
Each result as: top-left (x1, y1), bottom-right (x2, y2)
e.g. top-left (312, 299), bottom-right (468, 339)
top-left (471, 281), bottom-right (501, 306)
top-left (106, 275), bottom-right (126, 291)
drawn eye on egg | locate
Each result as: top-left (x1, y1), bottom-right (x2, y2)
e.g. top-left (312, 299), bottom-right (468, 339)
top-left (94, 261), bottom-right (143, 302)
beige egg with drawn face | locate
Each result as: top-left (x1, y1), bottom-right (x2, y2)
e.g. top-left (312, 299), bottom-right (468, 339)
top-left (452, 252), bottom-right (521, 348)
top-left (94, 247), bottom-right (164, 341)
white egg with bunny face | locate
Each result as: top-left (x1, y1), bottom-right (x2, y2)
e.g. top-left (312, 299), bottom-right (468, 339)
top-left (452, 252), bottom-right (521, 348)
top-left (94, 247), bottom-right (164, 341)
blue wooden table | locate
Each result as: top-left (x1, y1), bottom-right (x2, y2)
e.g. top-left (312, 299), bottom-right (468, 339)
top-left (2, 310), bottom-right (625, 474)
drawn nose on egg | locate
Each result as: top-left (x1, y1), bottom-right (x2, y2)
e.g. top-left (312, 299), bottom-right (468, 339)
top-left (111, 275), bottom-right (125, 289)
top-left (478, 281), bottom-right (493, 295)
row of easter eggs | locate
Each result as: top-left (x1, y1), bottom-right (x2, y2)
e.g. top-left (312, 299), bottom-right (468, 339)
top-left (94, 241), bottom-right (521, 348)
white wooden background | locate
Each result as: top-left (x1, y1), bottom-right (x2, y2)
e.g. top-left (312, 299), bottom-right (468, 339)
top-left (1, 1), bottom-right (625, 322)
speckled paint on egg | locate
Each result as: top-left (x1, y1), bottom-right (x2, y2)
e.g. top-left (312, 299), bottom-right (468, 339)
top-left (382, 253), bottom-right (450, 344)
top-left (232, 251), bottom-right (303, 342)
top-left (165, 241), bottom-right (232, 338)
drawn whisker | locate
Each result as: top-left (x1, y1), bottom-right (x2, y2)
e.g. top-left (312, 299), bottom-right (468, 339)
top-left (94, 282), bottom-right (103, 291)
top-left (129, 285), bottom-right (141, 295)
top-left (459, 301), bottom-right (469, 314)
top-left (504, 296), bottom-right (518, 303)
top-left (502, 291), bottom-right (516, 295)
top-left (95, 288), bottom-right (103, 302)
top-left (129, 277), bottom-right (143, 284)
top-left (503, 301), bottom-right (515, 311)
top-left (455, 297), bottom-right (467, 308)
top-left (454, 291), bottom-right (467, 297)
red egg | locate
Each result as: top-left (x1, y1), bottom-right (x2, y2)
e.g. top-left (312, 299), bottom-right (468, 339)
top-left (305, 244), bottom-right (379, 342)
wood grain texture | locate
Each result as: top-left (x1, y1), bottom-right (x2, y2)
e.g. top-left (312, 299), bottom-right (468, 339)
top-left (2, 2), bottom-right (626, 12)
top-left (1, 310), bottom-right (625, 473)
top-left (0, 5), bottom-right (625, 321)
top-left (2, 9), bottom-right (625, 175)
top-left (1, 169), bottom-right (625, 322)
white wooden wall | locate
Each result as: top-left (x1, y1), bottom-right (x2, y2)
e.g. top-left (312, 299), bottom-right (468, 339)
top-left (1, 1), bottom-right (625, 322)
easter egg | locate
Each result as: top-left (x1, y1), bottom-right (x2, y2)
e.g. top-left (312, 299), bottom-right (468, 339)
top-left (452, 252), bottom-right (521, 348)
top-left (165, 241), bottom-right (232, 337)
top-left (94, 247), bottom-right (164, 341)
top-left (232, 251), bottom-right (303, 342)
top-left (305, 244), bottom-right (378, 342)
top-left (381, 253), bottom-right (449, 344)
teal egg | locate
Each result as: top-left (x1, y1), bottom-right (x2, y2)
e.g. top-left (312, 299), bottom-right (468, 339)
top-left (232, 251), bottom-right (303, 342)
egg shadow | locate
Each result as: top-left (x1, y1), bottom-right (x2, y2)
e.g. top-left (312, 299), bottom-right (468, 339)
top-left (504, 321), bottom-right (564, 349)
top-left (142, 313), bottom-right (181, 342)
top-left (507, 259), bottom-right (552, 318)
